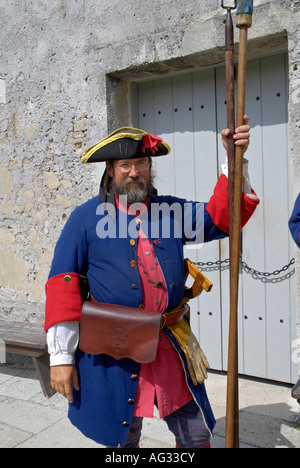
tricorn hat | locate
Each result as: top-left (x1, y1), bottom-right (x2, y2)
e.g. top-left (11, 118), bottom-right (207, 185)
top-left (81, 127), bottom-right (171, 164)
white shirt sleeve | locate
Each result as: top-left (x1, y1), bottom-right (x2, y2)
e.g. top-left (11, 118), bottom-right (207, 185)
top-left (221, 157), bottom-right (256, 199)
top-left (47, 321), bottom-right (79, 366)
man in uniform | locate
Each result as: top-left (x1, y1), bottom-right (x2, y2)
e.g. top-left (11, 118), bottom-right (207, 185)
top-left (45, 118), bottom-right (259, 448)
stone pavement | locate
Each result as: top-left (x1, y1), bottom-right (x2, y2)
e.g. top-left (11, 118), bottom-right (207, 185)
top-left (0, 363), bottom-right (299, 449)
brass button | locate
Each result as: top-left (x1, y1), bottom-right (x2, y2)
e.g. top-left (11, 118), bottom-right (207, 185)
top-left (130, 239), bottom-right (136, 246)
top-left (131, 374), bottom-right (138, 380)
top-left (122, 421), bottom-right (130, 426)
top-left (64, 275), bottom-right (71, 283)
top-left (127, 398), bottom-right (135, 403)
top-left (131, 284), bottom-right (138, 289)
top-left (130, 260), bottom-right (136, 268)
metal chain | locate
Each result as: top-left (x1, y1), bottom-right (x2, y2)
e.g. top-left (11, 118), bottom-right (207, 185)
top-left (194, 257), bottom-right (295, 283)
top-left (240, 257), bottom-right (295, 278)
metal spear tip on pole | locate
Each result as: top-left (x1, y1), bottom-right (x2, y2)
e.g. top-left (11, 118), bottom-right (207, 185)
top-left (221, 1), bottom-right (235, 51)
top-left (221, 0), bottom-right (237, 11)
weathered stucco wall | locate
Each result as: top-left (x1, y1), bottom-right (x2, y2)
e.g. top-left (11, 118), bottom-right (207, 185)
top-left (0, 0), bottom-right (299, 366)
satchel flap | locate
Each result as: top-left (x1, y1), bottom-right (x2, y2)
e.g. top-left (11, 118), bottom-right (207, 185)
top-left (79, 301), bottom-right (162, 363)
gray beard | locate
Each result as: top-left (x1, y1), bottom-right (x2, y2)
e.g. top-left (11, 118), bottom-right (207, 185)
top-left (112, 176), bottom-right (155, 205)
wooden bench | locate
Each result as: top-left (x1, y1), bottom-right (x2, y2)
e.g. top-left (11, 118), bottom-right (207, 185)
top-left (0, 320), bottom-right (55, 398)
top-left (292, 378), bottom-right (300, 404)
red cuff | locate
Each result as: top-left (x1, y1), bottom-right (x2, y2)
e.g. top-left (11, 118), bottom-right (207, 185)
top-left (44, 272), bottom-right (83, 332)
top-left (206, 174), bottom-right (259, 234)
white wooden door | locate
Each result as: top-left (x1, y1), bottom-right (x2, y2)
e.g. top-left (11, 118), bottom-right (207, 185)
top-left (132, 53), bottom-right (297, 383)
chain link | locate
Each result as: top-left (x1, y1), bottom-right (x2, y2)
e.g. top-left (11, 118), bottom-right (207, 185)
top-left (194, 257), bottom-right (295, 283)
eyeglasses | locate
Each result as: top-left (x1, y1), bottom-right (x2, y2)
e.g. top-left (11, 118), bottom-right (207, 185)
top-left (115, 161), bottom-right (150, 174)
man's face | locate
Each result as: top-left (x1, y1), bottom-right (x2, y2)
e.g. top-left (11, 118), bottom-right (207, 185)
top-left (106, 157), bottom-right (153, 204)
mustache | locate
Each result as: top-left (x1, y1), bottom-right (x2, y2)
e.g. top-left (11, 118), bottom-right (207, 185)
top-left (124, 176), bottom-right (146, 186)
top-left (112, 175), bottom-right (154, 205)
top-left (114, 176), bottom-right (148, 194)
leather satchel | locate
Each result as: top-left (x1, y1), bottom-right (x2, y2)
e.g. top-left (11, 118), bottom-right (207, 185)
top-left (79, 301), bottom-right (163, 363)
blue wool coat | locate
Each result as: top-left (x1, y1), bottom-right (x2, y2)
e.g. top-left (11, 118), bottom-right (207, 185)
top-left (289, 193), bottom-right (300, 248)
top-left (48, 193), bottom-right (228, 447)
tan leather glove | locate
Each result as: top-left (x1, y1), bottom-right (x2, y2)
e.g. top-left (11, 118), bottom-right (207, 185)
top-left (168, 319), bottom-right (210, 386)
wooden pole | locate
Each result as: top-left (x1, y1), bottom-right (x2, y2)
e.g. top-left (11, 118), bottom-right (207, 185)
top-left (223, 4), bottom-right (235, 243)
top-left (225, 1), bottom-right (253, 449)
